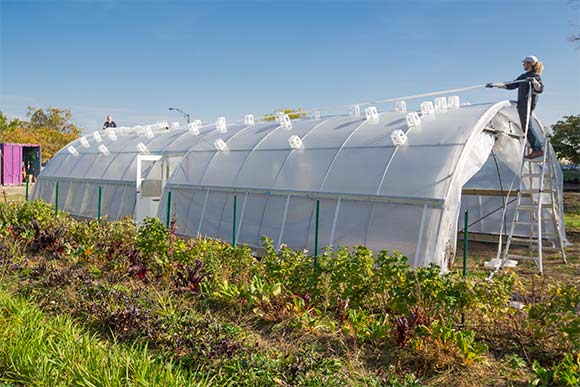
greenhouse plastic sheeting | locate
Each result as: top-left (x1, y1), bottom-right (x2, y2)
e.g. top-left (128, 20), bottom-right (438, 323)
top-left (32, 100), bottom-right (569, 270)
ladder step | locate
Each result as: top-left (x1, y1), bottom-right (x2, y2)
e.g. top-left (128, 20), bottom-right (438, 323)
top-left (510, 237), bottom-right (539, 244)
top-left (521, 173), bottom-right (552, 178)
top-left (517, 204), bottom-right (550, 210)
top-left (541, 232), bottom-right (558, 237)
top-left (519, 189), bottom-right (555, 194)
top-left (513, 220), bottom-right (557, 226)
top-left (507, 254), bottom-right (539, 261)
top-left (527, 157), bottom-right (550, 163)
top-left (484, 258), bottom-right (518, 269)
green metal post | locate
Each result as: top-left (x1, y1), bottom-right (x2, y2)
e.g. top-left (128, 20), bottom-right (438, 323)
top-left (166, 191), bottom-right (172, 227)
top-left (232, 195), bottom-right (237, 247)
top-left (25, 180), bottom-right (29, 201)
top-left (463, 210), bottom-right (469, 279)
top-left (461, 209), bottom-right (469, 326)
top-left (314, 199), bottom-right (320, 268)
top-left (97, 186), bottom-right (102, 222)
top-left (54, 181), bottom-right (59, 217)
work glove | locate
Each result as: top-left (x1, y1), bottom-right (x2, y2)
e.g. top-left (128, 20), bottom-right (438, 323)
top-left (528, 77), bottom-right (541, 90)
top-left (486, 82), bottom-right (506, 88)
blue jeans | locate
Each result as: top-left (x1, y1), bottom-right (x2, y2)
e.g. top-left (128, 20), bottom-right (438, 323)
top-left (517, 105), bottom-right (542, 151)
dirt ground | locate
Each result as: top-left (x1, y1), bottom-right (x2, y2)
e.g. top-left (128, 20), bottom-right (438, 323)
top-left (0, 184), bottom-right (30, 203)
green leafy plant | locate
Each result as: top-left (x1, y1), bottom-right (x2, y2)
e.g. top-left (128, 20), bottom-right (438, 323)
top-left (531, 353), bottom-right (580, 387)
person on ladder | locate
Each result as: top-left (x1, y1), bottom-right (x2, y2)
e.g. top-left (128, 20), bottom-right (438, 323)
top-left (486, 56), bottom-right (545, 159)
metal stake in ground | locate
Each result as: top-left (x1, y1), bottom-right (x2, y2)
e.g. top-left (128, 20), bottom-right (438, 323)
top-left (314, 199), bottom-right (320, 269)
top-left (463, 209), bottom-right (469, 278)
top-left (462, 209), bottom-right (469, 326)
top-left (54, 181), bottom-right (59, 217)
top-left (97, 186), bottom-right (102, 222)
top-left (166, 191), bottom-right (172, 227)
top-left (232, 195), bottom-right (237, 247)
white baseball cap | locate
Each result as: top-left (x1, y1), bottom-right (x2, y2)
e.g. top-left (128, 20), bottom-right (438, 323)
top-left (522, 55), bottom-right (538, 64)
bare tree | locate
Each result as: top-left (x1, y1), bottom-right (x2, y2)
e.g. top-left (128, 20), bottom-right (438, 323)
top-left (570, 0), bottom-right (580, 44)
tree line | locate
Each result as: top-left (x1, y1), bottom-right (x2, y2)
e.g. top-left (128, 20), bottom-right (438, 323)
top-left (0, 107), bottom-right (80, 163)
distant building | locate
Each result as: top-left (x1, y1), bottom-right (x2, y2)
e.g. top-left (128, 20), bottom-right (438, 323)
top-left (0, 143), bottom-right (42, 185)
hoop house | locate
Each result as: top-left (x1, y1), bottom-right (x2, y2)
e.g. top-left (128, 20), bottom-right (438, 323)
top-left (32, 100), bottom-right (569, 270)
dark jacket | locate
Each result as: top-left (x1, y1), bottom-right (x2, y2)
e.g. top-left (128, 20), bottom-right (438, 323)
top-left (103, 121), bottom-right (117, 129)
top-left (505, 70), bottom-right (543, 110)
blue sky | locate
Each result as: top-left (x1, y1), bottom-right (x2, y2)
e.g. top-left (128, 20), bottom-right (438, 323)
top-left (1, 0), bottom-right (579, 131)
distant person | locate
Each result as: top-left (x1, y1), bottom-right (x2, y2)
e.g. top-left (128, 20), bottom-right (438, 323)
top-left (486, 56), bottom-right (544, 159)
top-left (103, 115), bottom-right (117, 130)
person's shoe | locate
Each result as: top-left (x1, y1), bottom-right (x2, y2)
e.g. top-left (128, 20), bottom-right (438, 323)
top-left (524, 149), bottom-right (544, 159)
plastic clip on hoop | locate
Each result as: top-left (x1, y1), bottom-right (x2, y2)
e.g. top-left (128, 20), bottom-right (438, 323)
top-left (434, 97), bottom-right (447, 113)
top-left (92, 131), bottom-right (103, 143)
top-left (420, 101), bottom-right (435, 116)
top-left (406, 112), bottom-right (421, 128)
top-left (244, 114), bottom-right (255, 125)
top-left (281, 114), bottom-right (292, 129)
top-left (288, 135), bottom-right (304, 150)
top-left (351, 105), bottom-right (361, 117)
top-left (106, 128), bottom-right (117, 141)
top-left (144, 126), bottom-right (155, 139)
top-left (447, 96), bottom-right (461, 110)
top-left (98, 144), bottom-right (110, 156)
top-left (395, 100), bottom-right (407, 113)
top-left (67, 146), bottom-right (79, 157)
top-left (188, 122), bottom-right (200, 136)
top-left (390, 129), bottom-right (408, 146)
top-left (79, 137), bottom-right (90, 148)
top-left (214, 138), bottom-right (228, 151)
top-left (314, 110), bottom-right (321, 121)
top-left (136, 143), bottom-right (148, 153)
top-left (216, 117), bottom-right (227, 133)
top-left (365, 106), bottom-right (379, 124)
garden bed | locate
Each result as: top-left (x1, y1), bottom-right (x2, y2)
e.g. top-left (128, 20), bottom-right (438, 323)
top-left (0, 201), bottom-right (578, 386)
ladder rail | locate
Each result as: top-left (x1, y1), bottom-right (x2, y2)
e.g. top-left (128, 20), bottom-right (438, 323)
top-left (535, 140), bottom-right (551, 273)
top-left (546, 141), bottom-right (568, 263)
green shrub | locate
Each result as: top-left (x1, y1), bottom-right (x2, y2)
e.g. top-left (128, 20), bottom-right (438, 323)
top-left (531, 353), bottom-right (580, 387)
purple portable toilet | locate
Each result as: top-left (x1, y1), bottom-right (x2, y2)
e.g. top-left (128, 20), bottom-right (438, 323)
top-left (0, 143), bottom-right (42, 186)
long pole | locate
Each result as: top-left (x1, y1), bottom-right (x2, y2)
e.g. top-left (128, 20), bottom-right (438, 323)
top-left (54, 181), bottom-right (59, 217)
top-left (25, 180), bottom-right (29, 201)
top-left (166, 191), bottom-right (172, 227)
top-left (314, 199), bottom-right (320, 268)
top-left (232, 195), bottom-right (237, 247)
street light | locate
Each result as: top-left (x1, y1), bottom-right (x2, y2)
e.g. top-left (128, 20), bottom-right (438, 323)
top-left (168, 107), bottom-right (191, 123)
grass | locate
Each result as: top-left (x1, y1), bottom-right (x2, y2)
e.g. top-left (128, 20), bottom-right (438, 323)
top-left (565, 213), bottom-right (580, 231)
top-left (0, 287), bottom-right (209, 387)
top-left (563, 191), bottom-right (580, 232)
